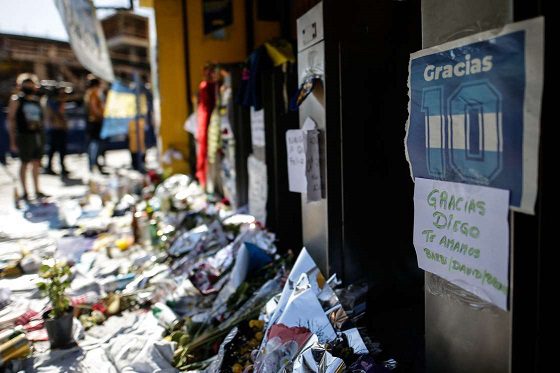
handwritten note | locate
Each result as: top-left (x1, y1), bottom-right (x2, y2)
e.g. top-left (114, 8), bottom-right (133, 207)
top-left (248, 155), bottom-right (267, 224)
top-left (250, 108), bottom-right (265, 148)
top-left (413, 178), bottom-right (510, 310)
top-left (305, 129), bottom-right (321, 201)
top-left (286, 129), bottom-right (306, 193)
top-left (286, 117), bottom-right (322, 202)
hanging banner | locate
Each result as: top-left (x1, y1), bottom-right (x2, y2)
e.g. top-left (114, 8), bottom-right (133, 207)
top-left (55, 0), bottom-right (115, 82)
top-left (413, 178), bottom-right (510, 310)
top-left (203, 0), bottom-right (233, 35)
top-left (405, 17), bottom-right (544, 214)
top-left (101, 81), bottom-right (148, 139)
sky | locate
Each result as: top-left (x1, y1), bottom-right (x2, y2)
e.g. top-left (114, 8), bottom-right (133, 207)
top-left (0, 0), bottom-right (146, 41)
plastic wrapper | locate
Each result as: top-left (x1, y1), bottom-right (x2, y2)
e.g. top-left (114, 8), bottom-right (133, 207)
top-left (255, 324), bottom-right (312, 372)
top-left (55, 237), bottom-right (94, 264)
top-left (0, 289), bottom-right (11, 311)
top-left (211, 241), bottom-right (273, 314)
top-left (168, 220), bottom-right (226, 258)
top-left (317, 274), bottom-right (341, 308)
top-left (204, 318), bottom-right (266, 372)
top-left (293, 340), bottom-right (346, 373)
top-left (348, 355), bottom-right (393, 373)
top-left (244, 229), bottom-right (277, 256)
top-left (265, 248), bottom-right (318, 331)
top-left (154, 174), bottom-right (191, 211)
top-left (100, 273), bottom-right (136, 293)
top-left (58, 199), bottom-right (83, 227)
top-left (113, 194), bottom-right (137, 217)
top-left (325, 305), bottom-right (350, 332)
top-left (276, 287), bottom-right (336, 344)
top-left (335, 281), bottom-right (367, 310)
top-left (152, 302), bottom-right (179, 328)
top-left (342, 328), bottom-right (369, 355)
top-left (218, 273), bottom-right (283, 332)
top-left (204, 326), bottom-right (239, 372)
top-left (19, 254), bottom-right (41, 274)
top-left (168, 226), bottom-right (208, 257)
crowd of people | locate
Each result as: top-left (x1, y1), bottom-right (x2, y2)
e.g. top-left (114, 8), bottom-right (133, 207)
top-left (5, 64), bottom-right (221, 203)
top-left (4, 72), bottom-right (149, 203)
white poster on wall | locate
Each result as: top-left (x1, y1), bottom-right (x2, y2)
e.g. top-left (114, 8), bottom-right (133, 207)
top-left (413, 177), bottom-right (510, 310)
top-left (405, 17), bottom-right (544, 214)
top-left (250, 108), bottom-right (265, 148)
top-left (305, 128), bottom-right (321, 202)
top-left (248, 155), bottom-right (267, 224)
top-left (286, 117), bottom-right (321, 202)
top-left (286, 129), bottom-right (306, 193)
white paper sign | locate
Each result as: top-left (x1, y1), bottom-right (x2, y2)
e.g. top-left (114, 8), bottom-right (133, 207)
top-left (413, 178), bottom-right (510, 310)
top-left (405, 18), bottom-right (544, 214)
top-left (250, 108), bottom-right (265, 148)
top-left (286, 129), bottom-right (306, 193)
top-left (248, 155), bottom-right (267, 224)
top-left (305, 129), bottom-right (321, 202)
top-left (286, 117), bottom-right (322, 202)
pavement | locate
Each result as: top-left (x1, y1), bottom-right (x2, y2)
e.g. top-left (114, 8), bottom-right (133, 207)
top-left (0, 149), bottom-right (158, 212)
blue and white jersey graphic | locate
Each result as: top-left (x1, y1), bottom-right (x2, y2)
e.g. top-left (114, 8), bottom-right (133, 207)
top-left (406, 17), bottom-right (544, 214)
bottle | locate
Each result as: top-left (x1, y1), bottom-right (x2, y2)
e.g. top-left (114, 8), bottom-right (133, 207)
top-left (0, 333), bottom-right (30, 365)
top-left (145, 198), bottom-right (154, 219)
top-left (13, 187), bottom-right (20, 210)
top-left (131, 206), bottom-right (140, 244)
top-left (149, 217), bottom-right (159, 248)
top-left (0, 326), bottom-right (23, 345)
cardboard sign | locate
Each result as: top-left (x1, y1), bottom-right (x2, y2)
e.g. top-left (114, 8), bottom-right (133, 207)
top-left (413, 178), bottom-right (510, 310)
top-left (405, 17), bottom-right (544, 214)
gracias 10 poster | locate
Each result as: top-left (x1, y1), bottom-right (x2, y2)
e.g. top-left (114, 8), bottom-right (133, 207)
top-left (405, 17), bottom-right (544, 214)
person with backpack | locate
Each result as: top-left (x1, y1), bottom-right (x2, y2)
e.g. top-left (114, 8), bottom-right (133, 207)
top-left (7, 73), bottom-right (49, 201)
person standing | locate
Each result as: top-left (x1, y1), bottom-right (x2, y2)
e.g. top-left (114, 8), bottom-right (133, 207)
top-left (195, 63), bottom-right (217, 190)
top-left (43, 86), bottom-right (69, 177)
top-left (7, 73), bottom-right (49, 201)
top-left (84, 75), bottom-right (107, 174)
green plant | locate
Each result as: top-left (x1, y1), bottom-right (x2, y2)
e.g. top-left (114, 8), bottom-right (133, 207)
top-left (37, 261), bottom-right (72, 319)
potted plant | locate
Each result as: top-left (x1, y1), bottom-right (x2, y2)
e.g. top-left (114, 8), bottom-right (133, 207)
top-left (37, 261), bottom-right (74, 348)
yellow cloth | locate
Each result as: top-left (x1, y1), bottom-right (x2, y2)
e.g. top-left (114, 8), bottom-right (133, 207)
top-left (265, 40), bottom-right (295, 66)
top-left (128, 118), bottom-right (146, 153)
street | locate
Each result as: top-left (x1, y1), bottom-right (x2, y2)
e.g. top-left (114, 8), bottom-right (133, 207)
top-left (0, 149), bottom-right (157, 210)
